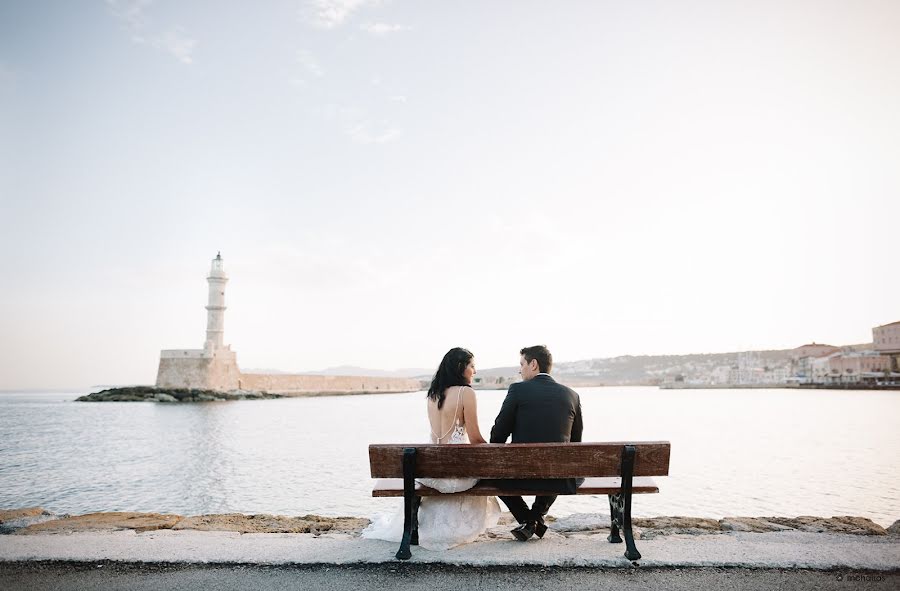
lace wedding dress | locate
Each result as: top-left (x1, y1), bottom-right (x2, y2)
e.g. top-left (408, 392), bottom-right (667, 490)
top-left (362, 388), bottom-right (500, 551)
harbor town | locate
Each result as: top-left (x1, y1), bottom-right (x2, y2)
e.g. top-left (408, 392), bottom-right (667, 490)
top-left (654, 322), bottom-right (900, 390)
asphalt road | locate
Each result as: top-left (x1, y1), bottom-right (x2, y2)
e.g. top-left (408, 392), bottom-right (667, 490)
top-left (1, 562), bottom-right (898, 591)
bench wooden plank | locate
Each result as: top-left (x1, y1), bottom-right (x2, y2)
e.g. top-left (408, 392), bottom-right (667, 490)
top-left (369, 442), bottom-right (670, 479)
top-left (372, 476), bottom-right (660, 497)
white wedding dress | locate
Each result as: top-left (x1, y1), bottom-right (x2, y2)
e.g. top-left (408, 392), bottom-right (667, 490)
top-left (362, 388), bottom-right (500, 551)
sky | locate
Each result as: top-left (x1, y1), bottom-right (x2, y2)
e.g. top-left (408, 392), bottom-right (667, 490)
top-left (0, 1), bottom-right (898, 389)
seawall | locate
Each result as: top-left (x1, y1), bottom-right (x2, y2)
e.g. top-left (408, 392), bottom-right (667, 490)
top-left (156, 353), bottom-right (424, 395)
top-left (238, 373), bottom-right (423, 395)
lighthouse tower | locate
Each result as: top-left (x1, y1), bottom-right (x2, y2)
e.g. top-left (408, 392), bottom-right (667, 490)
top-left (156, 252), bottom-right (240, 391)
top-left (205, 252), bottom-right (227, 351)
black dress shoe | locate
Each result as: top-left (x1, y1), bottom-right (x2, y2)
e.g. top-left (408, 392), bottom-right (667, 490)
top-left (534, 520), bottom-right (548, 539)
top-left (511, 522), bottom-right (535, 541)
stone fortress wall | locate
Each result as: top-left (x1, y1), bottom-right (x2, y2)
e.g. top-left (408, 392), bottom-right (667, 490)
top-left (157, 356), bottom-right (421, 394)
top-left (156, 349), bottom-right (242, 392)
top-left (238, 373), bottom-right (422, 394)
top-left (156, 254), bottom-right (422, 395)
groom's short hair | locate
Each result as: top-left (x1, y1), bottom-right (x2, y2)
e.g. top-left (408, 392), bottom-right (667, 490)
top-left (520, 345), bottom-right (552, 374)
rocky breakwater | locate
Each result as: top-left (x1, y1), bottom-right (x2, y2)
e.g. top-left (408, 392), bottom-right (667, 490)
top-left (75, 386), bottom-right (284, 403)
top-left (0, 509), bottom-right (367, 535)
top-left (547, 514), bottom-right (900, 539)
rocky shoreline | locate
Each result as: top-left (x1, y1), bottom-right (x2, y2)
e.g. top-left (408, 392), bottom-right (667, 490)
top-left (2, 508), bottom-right (897, 538)
top-left (75, 386), bottom-right (284, 403)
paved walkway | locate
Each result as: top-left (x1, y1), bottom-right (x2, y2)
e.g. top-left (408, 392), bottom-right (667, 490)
top-left (2, 562), bottom-right (898, 591)
top-left (1, 530), bottom-right (898, 570)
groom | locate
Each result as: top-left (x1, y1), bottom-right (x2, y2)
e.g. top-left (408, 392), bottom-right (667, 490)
top-left (490, 345), bottom-right (584, 541)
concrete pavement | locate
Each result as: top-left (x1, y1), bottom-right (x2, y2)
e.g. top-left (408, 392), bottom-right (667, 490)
top-left (1, 529), bottom-right (898, 570)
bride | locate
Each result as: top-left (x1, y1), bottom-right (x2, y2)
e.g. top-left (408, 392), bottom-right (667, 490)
top-left (362, 347), bottom-right (500, 550)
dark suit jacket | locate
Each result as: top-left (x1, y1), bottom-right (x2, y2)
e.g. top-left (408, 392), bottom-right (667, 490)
top-left (489, 374), bottom-right (584, 494)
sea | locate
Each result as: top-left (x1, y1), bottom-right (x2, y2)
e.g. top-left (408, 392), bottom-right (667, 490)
top-left (0, 387), bottom-right (897, 526)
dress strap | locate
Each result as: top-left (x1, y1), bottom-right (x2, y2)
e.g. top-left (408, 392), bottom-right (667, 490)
top-left (430, 386), bottom-right (464, 443)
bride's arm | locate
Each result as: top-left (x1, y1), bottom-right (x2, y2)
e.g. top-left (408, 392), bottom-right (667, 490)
top-left (462, 387), bottom-right (487, 444)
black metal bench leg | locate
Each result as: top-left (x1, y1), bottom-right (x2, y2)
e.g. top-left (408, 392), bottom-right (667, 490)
top-left (411, 496), bottom-right (421, 545)
top-left (607, 494), bottom-right (623, 543)
top-left (621, 496), bottom-right (640, 560)
top-left (396, 447), bottom-right (416, 560)
top-left (620, 445), bottom-right (641, 561)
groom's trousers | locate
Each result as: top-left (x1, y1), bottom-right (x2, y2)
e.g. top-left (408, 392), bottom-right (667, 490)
top-left (488, 478), bottom-right (585, 524)
top-left (496, 494), bottom-right (556, 525)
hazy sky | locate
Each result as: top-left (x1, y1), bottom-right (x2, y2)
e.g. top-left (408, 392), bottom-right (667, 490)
top-left (1, 1), bottom-right (898, 389)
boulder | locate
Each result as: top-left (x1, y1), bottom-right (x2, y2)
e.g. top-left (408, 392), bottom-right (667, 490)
top-left (154, 393), bottom-right (178, 403)
top-left (0, 507), bottom-right (49, 522)
top-left (548, 513), bottom-right (611, 533)
top-left (16, 512), bottom-right (182, 534)
top-left (0, 507), bottom-right (57, 534)
top-left (632, 516), bottom-right (723, 539)
top-left (887, 520), bottom-right (900, 536)
top-left (720, 517), bottom-right (793, 533)
top-left (762, 516), bottom-right (886, 536)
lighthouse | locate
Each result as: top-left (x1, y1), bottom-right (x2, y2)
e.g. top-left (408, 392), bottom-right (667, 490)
top-left (156, 252), bottom-right (239, 391)
top-left (205, 252), bottom-right (227, 351)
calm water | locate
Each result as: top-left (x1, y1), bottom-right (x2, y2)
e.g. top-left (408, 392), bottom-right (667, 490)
top-left (0, 387), bottom-right (898, 526)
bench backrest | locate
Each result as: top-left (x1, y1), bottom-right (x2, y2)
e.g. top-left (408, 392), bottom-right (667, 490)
top-left (369, 442), bottom-right (670, 479)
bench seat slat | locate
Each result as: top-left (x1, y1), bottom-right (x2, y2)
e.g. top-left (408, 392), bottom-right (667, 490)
top-left (369, 442), bottom-right (670, 479)
top-left (371, 476), bottom-right (659, 497)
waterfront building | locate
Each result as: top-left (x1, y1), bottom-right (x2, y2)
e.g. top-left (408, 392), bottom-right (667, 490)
top-left (824, 350), bottom-right (891, 384)
top-left (790, 343), bottom-right (840, 384)
top-left (873, 321), bottom-right (900, 373)
top-left (809, 353), bottom-right (837, 383)
top-left (808, 321), bottom-right (900, 385)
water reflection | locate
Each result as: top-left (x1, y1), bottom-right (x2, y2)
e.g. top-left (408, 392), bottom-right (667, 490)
top-left (161, 403), bottom-right (235, 514)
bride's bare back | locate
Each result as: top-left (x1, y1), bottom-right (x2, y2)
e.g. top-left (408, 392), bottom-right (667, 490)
top-left (427, 385), bottom-right (486, 444)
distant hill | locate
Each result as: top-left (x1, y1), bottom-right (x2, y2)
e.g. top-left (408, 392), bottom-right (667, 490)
top-left (553, 349), bottom-right (791, 385)
top-left (249, 344), bottom-right (876, 387)
top-left (475, 366), bottom-right (519, 378)
top-left (475, 349), bottom-right (801, 387)
top-left (296, 350), bottom-right (803, 387)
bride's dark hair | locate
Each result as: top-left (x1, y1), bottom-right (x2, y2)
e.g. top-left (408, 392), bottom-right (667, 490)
top-left (427, 347), bottom-right (473, 410)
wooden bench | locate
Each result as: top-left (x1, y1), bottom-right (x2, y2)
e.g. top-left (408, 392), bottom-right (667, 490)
top-left (369, 441), bottom-right (670, 560)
